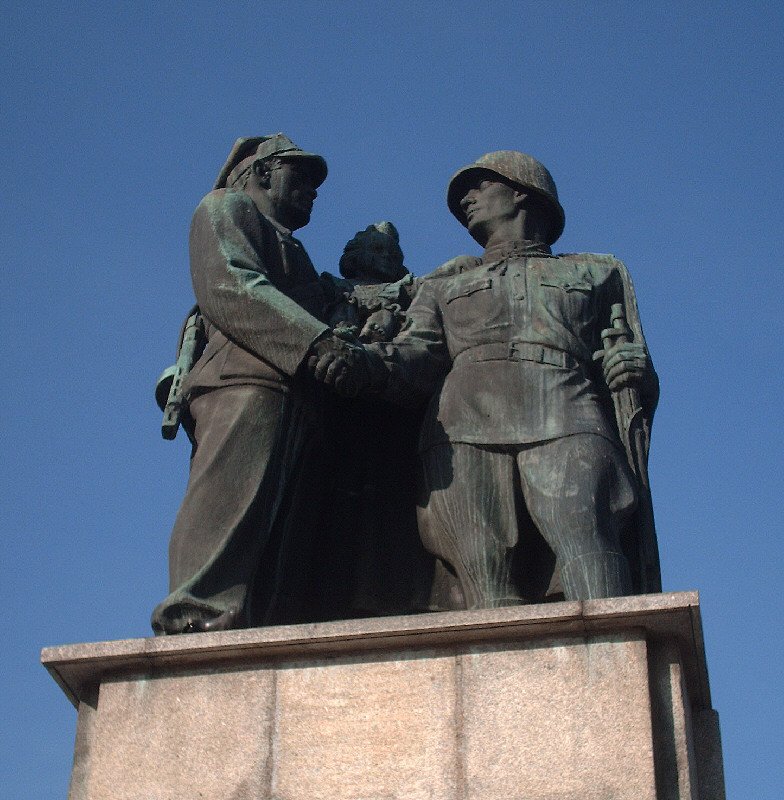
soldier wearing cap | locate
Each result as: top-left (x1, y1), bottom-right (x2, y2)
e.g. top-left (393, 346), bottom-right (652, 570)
top-left (151, 134), bottom-right (361, 634)
top-left (322, 151), bottom-right (660, 607)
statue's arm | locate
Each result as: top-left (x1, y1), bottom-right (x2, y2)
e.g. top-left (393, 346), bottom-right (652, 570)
top-left (620, 261), bottom-right (658, 417)
top-left (189, 191), bottom-right (328, 377)
top-left (601, 258), bottom-right (659, 419)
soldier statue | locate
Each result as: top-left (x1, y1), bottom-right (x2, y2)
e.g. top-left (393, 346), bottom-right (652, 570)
top-left (312, 151), bottom-right (661, 608)
top-left (152, 134), bottom-right (365, 634)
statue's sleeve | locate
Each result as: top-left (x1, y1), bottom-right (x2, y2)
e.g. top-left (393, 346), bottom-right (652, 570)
top-left (617, 259), bottom-right (659, 419)
top-left (189, 191), bottom-right (328, 376)
top-left (603, 256), bottom-right (662, 593)
top-left (368, 278), bottom-right (451, 407)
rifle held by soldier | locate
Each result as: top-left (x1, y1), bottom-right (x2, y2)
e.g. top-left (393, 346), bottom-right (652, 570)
top-left (156, 307), bottom-right (205, 441)
top-left (600, 302), bottom-right (662, 593)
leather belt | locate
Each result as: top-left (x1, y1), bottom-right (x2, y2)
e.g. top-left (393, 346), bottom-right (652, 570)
top-left (453, 342), bottom-right (583, 370)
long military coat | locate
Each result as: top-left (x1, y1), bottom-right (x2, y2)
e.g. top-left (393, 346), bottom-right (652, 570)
top-left (152, 188), bottom-right (331, 632)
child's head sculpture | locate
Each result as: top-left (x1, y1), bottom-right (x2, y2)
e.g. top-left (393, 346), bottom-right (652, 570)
top-left (339, 221), bottom-right (408, 283)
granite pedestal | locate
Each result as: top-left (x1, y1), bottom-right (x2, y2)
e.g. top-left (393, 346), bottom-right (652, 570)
top-left (42, 591), bottom-right (725, 800)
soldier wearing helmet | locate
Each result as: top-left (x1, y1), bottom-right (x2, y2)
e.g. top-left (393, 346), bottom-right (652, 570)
top-left (318, 150), bottom-right (660, 607)
top-left (446, 150), bottom-right (566, 247)
top-left (152, 134), bottom-right (366, 635)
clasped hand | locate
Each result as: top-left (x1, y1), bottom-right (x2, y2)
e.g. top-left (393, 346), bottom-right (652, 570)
top-left (593, 336), bottom-right (653, 395)
top-left (307, 335), bottom-right (370, 398)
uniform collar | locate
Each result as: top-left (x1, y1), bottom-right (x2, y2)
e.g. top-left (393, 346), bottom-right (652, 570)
top-left (261, 209), bottom-right (308, 250)
top-left (481, 239), bottom-right (552, 264)
top-left (230, 188), bottom-right (295, 238)
top-left (263, 212), bottom-right (294, 239)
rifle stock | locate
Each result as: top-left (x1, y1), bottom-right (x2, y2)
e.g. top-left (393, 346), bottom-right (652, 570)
top-left (161, 310), bottom-right (204, 441)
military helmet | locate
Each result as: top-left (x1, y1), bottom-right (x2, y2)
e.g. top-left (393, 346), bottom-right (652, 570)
top-left (213, 133), bottom-right (328, 191)
top-left (447, 150), bottom-right (565, 245)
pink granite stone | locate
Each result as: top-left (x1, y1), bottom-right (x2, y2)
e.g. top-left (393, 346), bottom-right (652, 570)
top-left (272, 651), bottom-right (459, 800)
top-left (459, 632), bottom-right (658, 800)
top-left (83, 668), bottom-right (274, 800)
top-left (40, 592), bottom-right (724, 800)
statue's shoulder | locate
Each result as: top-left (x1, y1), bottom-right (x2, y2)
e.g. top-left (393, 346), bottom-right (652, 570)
top-left (556, 251), bottom-right (629, 276)
top-left (556, 251), bottom-right (623, 265)
top-left (423, 255), bottom-right (482, 281)
top-left (377, 272), bottom-right (419, 304)
top-left (193, 189), bottom-right (272, 242)
top-left (197, 187), bottom-right (258, 217)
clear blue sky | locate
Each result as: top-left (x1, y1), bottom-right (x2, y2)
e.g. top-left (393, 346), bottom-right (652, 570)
top-left (2, 2), bottom-right (782, 796)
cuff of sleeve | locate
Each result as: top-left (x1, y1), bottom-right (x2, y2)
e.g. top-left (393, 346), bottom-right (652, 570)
top-left (289, 324), bottom-right (330, 375)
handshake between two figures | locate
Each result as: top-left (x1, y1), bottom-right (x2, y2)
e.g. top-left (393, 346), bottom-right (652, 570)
top-left (306, 332), bottom-right (378, 398)
top-left (306, 327), bottom-right (657, 401)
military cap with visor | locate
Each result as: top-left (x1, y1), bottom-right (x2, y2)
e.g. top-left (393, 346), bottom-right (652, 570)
top-left (447, 150), bottom-right (565, 245)
top-left (213, 133), bottom-right (328, 191)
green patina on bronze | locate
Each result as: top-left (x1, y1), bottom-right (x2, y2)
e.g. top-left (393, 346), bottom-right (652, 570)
top-left (153, 142), bottom-right (661, 634)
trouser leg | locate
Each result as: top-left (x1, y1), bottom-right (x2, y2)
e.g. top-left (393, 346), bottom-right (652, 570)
top-left (517, 434), bottom-right (637, 600)
top-left (418, 443), bottom-right (520, 609)
top-left (151, 385), bottom-right (304, 634)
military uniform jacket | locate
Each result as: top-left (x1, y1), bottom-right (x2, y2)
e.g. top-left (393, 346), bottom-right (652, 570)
top-left (373, 241), bottom-right (655, 451)
top-left (183, 188), bottom-right (330, 396)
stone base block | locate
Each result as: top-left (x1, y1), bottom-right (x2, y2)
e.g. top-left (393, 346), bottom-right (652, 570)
top-left (42, 592), bottom-right (725, 800)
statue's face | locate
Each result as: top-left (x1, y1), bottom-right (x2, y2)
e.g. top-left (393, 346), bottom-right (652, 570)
top-left (360, 232), bottom-right (404, 281)
top-left (340, 231), bottom-right (405, 282)
top-left (460, 178), bottom-right (520, 240)
top-left (264, 159), bottom-right (318, 230)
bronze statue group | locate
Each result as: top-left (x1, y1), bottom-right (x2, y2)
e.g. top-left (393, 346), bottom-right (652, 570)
top-left (152, 135), bottom-right (660, 635)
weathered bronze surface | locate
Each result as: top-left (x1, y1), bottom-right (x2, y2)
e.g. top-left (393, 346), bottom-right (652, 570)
top-left (309, 150), bottom-right (660, 610)
top-left (153, 141), bottom-right (660, 633)
top-left (311, 223), bottom-right (433, 619)
top-left (152, 134), bottom-right (335, 634)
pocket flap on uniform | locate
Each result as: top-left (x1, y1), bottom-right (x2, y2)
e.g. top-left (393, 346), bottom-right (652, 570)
top-left (541, 278), bottom-right (592, 293)
top-left (445, 277), bottom-right (492, 303)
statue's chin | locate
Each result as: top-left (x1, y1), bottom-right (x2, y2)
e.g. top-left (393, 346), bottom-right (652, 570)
top-left (280, 207), bottom-right (311, 232)
top-left (464, 216), bottom-right (488, 244)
